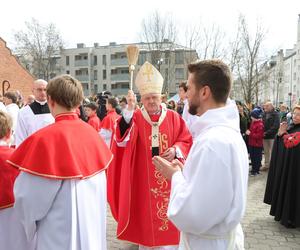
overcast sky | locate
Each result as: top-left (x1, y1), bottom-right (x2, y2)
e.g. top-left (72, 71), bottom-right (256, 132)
top-left (1, 0), bottom-right (299, 55)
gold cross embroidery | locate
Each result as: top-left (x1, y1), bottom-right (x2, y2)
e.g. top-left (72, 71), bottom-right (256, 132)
top-left (143, 64), bottom-right (153, 82)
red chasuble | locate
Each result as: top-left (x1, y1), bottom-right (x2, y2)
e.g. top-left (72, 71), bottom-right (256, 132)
top-left (0, 146), bottom-right (18, 209)
top-left (8, 113), bottom-right (112, 179)
top-left (108, 108), bottom-right (192, 247)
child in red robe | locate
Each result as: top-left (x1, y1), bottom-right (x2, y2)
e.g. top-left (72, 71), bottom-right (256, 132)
top-left (0, 111), bottom-right (34, 250)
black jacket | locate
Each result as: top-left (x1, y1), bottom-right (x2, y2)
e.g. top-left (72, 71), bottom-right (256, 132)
top-left (263, 110), bottom-right (280, 139)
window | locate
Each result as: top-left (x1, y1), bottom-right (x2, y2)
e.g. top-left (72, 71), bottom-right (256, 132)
top-left (83, 55), bottom-right (88, 60)
top-left (138, 52), bottom-right (147, 65)
top-left (294, 72), bottom-right (296, 80)
top-left (175, 51), bottom-right (184, 64)
top-left (103, 70), bottom-right (107, 80)
top-left (66, 70), bottom-right (70, 74)
top-left (103, 84), bottom-right (107, 90)
top-left (165, 68), bottom-right (169, 82)
top-left (102, 55), bottom-right (106, 65)
top-left (175, 68), bottom-right (184, 79)
top-left (66, 56), bottom-right (69, 66)
top-left (111, 69), bottom-right (117, 75)
top-left (94, 56), bottom-right (97, 66)
top-left (121, 69), bottom-right (129, 74)
top-left (94, 84), bottom-right (98, 94)
top-left (122, 83), bottom-right (129, 89)
top-left (75, 55), bottom-right (81, 61)
top-left (94, 70), bottom-right (98, 80)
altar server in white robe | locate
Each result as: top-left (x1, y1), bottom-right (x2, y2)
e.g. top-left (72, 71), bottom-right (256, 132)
top-left (8, 75), bottom-right (113, 250)
top-left (153, 59), bottom-right (249, 250)
top-left (15, 79), bottom-right (54, 147)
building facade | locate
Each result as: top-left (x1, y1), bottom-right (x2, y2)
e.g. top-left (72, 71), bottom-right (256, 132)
top-left (55, 41), bottom-right (197, 96)
top-left (259, 15), bottom-right (300, 108)
top-left (0, 37), bottom-right (35, 99)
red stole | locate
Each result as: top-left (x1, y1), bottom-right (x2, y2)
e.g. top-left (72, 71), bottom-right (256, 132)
top-left (8, 113), bottom-right (113, 179)
top-left (108, 109), bottom-right (192, 247)
top-left (0, 146), bottom-right (18, 209)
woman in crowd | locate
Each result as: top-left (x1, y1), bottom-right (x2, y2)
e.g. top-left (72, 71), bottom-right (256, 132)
top-left (264, 104), bottom-right (300, 228)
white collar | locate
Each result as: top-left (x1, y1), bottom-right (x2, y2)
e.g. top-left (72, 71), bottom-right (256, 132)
top-left (35, 100), bottom-right (47, 105)
top-left (190, 99), bottom-right (240, 138)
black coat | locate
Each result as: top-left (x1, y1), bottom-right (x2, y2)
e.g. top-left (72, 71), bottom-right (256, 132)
top-left (263, 110), bottom-right (280, 139)
top-left (264, 123), bottom-right (300, 228)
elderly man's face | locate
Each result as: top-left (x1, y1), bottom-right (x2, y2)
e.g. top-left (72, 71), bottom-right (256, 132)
top-left (33, 81), bottom-right (47, 102)
top-left (141, 93), bottom-right (161, 115)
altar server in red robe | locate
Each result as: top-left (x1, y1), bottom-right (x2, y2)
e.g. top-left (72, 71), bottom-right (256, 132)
top-left (8, 75), bottom-right (113, 250)
top-left (108, 61), bottom-right (193, 249)
top-left (0, 111), bottom-right (34, 250)
top-left (99, 97), bottom-right (120, 147)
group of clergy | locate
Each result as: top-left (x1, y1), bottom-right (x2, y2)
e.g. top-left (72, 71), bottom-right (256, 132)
top-left (0, 59), bottom-right (250, 250)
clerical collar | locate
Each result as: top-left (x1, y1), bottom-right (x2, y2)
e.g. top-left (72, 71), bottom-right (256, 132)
top-left (35, 100), bottom-right (47, 105)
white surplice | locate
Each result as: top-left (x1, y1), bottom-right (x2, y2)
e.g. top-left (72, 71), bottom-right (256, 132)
top-left (14, 171), bottom-right (107, 250)
top-left (168, 100), bottom-right (249, 250)
top-left (0, 207), bottom-right (35, 250)
top-left (15, 104), bottom-right (54, 147)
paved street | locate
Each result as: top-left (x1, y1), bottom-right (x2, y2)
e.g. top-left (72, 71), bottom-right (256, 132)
top-left (107, 171), bottom-right (300, 249)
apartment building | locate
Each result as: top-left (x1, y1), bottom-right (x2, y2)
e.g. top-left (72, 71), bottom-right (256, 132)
top-left (259, 14), bottom-right (300, 107)
top-left (56, 41), bottom-right (198, 96)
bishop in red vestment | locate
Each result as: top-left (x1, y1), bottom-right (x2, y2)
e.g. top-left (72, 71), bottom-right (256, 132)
top-left (108, 62), bottom-right (193, 248)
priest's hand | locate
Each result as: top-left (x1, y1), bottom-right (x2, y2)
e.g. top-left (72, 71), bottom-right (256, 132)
top-left (126, 90), bottom-right (136, 111)
top-left (152, 156), bottom-right (181, 180)
top-left (160, 147), bottom-right (176, 162)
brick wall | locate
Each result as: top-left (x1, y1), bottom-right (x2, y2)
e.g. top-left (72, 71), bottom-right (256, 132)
top-left (0, 37), bottom-right (35, 99)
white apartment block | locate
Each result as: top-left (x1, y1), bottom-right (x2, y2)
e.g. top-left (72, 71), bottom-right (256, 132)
top-left (260, 14), bottom-right (300, 108)
top-left (55, 41), bottom-right (198, 97)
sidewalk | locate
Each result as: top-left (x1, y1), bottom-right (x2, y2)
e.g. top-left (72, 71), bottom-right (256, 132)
top-left (107, 171), bottom-right (300, 249)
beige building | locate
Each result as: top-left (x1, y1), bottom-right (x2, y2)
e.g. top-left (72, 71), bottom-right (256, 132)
top-left (259, 14), bottom-right (300, 108)
top-left (55, 41), bottom-right (197, 97)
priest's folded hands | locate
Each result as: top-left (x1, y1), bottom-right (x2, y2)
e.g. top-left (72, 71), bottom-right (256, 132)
top-left (152, 156), bottom-right (182, 180)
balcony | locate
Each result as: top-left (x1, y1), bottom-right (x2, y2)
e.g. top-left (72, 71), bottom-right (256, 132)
top-left (110, 58), bottom-right (128, 66)
top-left (76, 75), bottom-right (89, 82)
top-left (75, 60), bottom-right (89, 67)
top-left (111, 74), bottom-right (130, 82)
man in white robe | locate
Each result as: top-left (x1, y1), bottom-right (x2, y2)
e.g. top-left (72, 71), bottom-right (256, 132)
top-left (153, 59), bottom-right (249, 250)
top-left (15, 79), bottom-right (54, 147)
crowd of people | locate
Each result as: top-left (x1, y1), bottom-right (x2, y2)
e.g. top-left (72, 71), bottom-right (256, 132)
top-left (0, 58), bottom-right (299, 250)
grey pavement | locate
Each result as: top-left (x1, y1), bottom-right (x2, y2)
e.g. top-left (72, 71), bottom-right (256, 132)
top-left (107, 171), bottom-right (300, 249)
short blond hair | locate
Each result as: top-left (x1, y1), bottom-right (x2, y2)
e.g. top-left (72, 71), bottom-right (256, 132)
top-left (47, 75), bottom-right (84, 110)
top-left (0, 111), bottom-right (12, 139)
top-left (293, 105), bottom-right (300, 112)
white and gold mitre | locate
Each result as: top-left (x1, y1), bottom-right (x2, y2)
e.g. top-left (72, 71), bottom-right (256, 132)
top-left (135, 61), bottom-right (163, 96)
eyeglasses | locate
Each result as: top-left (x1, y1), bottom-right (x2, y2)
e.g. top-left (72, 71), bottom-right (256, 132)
top-left (292, 112), bottom-right (300, 117)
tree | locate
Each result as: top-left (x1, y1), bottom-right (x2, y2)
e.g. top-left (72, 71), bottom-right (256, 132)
top-left (14, 18), bottom-right (64, 80)
top-left (140, 10), bottom-right (178, 94)
top-left (235, 15), bottom-right (267, 105)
